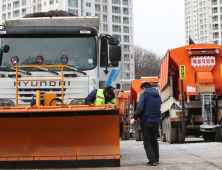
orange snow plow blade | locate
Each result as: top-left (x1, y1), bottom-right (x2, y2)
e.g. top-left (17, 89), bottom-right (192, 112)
top-left (0, 106), bottom-right (120, 169)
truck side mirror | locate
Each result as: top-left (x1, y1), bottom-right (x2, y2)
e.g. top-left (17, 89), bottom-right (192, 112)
top-left (109, 45), bottom-right (121, 62)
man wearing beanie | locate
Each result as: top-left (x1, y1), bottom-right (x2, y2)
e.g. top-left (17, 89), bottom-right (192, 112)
top-left (85, 86), bottom-right (118, 106)
top-left (130, 82), bottom-right (161, 166)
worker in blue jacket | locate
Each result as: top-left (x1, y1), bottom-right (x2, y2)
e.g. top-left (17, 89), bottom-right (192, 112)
top-left (130, 82), bottom-right (161, 166)
top-left (85, 86), bottom-right (118, 106)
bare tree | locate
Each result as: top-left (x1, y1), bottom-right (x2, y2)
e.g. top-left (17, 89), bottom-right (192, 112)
top-left (134, 45), bottom-right (162, 79)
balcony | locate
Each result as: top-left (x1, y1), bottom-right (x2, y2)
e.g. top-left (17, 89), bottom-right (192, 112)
top-left (112, 9), bottom-right (121, 14)
top-left (112, 19), bottom-right (121, 23)
top-left (2, 7), bottom-right (6, 11)
top-left (13, 4), bottom-right (20, 8)
top-left (212, 2), bottom-right (217, 5)
top-left (113, 28), bottom-right (121, 32)
top-left (22, 2), bottom-right (26, 6)
top-left (123, 20), bottom-right (129, 24)
top-left (123, 11), bottom-right (129, 15)
top-left (95, 7), bottom-right (101, 12)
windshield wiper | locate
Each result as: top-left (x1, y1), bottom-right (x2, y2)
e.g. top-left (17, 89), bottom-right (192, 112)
top-left (66, 65), bottom-right (86, 75)
top-left (10, 68), bottom-right (32, 75)
top-left (37, 67), bottom-right (58, 75)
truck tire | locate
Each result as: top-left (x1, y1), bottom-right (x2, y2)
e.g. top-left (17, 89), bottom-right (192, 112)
top-left (167, 118), bottom-right (177, 144)
top-left (178, 128), bottom-right (185, 143)
top-left (159, 122), bottom-right (166, 142)
top-left (135, 130), bottom-right (140, 141)
top-left (203, 133), bottom-right (210, 141)
top-left (125, 132), bottom-right (130, 140)
top-left (209, 127), bottom-right (221, 142)
top-left (121, 128), bottom-right (126, 140)
top-left (215, 127), bottom-right (221, 142)
top-left (140, 130), bottom-right (143, 141)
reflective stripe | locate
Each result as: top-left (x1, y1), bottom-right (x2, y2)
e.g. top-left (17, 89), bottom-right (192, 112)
top-left (97, 96), bottom-right (104, 100)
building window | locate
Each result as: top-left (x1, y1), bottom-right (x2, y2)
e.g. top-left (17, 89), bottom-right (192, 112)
top-left (123, 17), bottom-right (129, 24)
top-left (213, 24), bottom-right (218, 30)
top-left (86, 2), bottom-right (91, 7)
top-left (103, 24), bottom-right (108, 32)
top-left (212, 7), bottom-right (218, 14)
top-left (123, 26), bottom-right (129, 33)
top-left (95, 4), bottom-right (101, 12)
top-left (113, 34), bottom-right (121, 42)
top-left (103, 15), bottom-right (107, 22)
top-left (13, 1), bottom-right (20, 8)
top-left (37, 4), bottom-right (42, 11)
top-left (103, 0), bottom-right (107, 3)
top-left (123, 0), bottom-right (128, 5)
top-left (95, 13), bottom-right (100, 20)
top-left (8, 3), bottom-right (11, 10)
top-left (33, 5), bottom-right (36, 12)
top-left (123, 8), bottom-right (129, 15)
top-left (22, 0), bottom-right (26, 6)
top-left (33, 0), bottom-right (36, 3)
top-left (49, 0), bottom-right (54, 4)
top-left (112, 6), bottom-right (121, 14)
top-left (95, 0), bottom-right (100, 2)
top-left (13, 10), bottom-right (20, 17)
top-left (112, 0), bottom-right (120, 4)
top-left (103, 5), bottom-right (107, 12)
top-left (124, 54), bottom-right (130, 61)
top-left (212, 0), bottom-right (217, 5)
top-left (8, 12), bottom-right (11, 19)
top-left (124, 45), bottom-right (129, 52)
top-left (68, 0), bottom-right (78, 7)
top-left (68, 9), bottom-right (78, 15)
top-left (2, 5), bottom-right (6, 11)
top-left (86, 12), bottom-right (91, 16)
top-left (213, 40), bottom-right (219, 44)
top-left (112, 25), bottom-right (121, 32)
top-left (2, 13), bottom-right (6, 20)
top-left (124, 73), bottom-right (130, 79)
top-left (212, 15), bottom-right (218, 22)
top-left (124, 35), bottom-right (129, 42)
top-left (213, 32), bottom-right (219, 38)
top-left (112, 15), bottom-right (121, 23)
top-left (22, 8), bottom-right (26, 15)
top-left (124, 63), bottom-right (130, 71)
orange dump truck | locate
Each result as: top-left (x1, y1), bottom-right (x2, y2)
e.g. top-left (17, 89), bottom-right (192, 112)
top-left (129, 77), bottom-right (159, 141)
top-left (159, 44), bottom-right (222, 144)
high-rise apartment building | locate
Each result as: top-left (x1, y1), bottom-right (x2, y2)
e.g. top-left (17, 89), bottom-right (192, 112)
top-left (184, 0), bottom-right (222, 45)
top-left (0, 0), bottom-right (134, 88)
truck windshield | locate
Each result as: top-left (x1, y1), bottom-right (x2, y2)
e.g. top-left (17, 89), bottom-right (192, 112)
top-left (0, 37), bottom-right (96, 71)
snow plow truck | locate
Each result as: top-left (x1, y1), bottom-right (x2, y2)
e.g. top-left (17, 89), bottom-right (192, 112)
top-left (159, 44), bottom-right (222, 144)
top-left (0, 15), bottom-right (123, 168)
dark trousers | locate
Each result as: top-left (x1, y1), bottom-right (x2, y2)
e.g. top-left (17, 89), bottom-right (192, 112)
top-left (141, 122), bottom-right (159, 163)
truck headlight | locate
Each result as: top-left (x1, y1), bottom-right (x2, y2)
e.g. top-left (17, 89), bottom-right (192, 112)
top-left (70, 100), bottom-right (85, 105)
top-left (36, 55), bottom-right (44, 65)
top-left (11, 56), bottom-right (19, 65)
top-left (60, 55), bottom-right (68, 64)
top-left (0, 100), bottom-right (15, 107)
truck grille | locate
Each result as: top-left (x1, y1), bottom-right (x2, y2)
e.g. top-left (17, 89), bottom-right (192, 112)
top-left (18, 88), bottom-right (67, 104)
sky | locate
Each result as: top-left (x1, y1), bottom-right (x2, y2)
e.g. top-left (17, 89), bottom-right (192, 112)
top-left (133, 0), bottom-right (185, 57)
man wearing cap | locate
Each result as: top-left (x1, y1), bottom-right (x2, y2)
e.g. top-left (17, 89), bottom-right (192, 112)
top-left (85, 86), bottom-right (117, 106)
top-left (130, 82), bottom-right (161, 166)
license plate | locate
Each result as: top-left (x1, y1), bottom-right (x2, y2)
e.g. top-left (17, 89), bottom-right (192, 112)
top-left (195, 115), bottom-right (202, 122)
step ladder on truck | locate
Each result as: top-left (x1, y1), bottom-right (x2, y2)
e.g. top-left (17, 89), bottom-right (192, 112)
top-left (0, 15), bottom-right (124, 168)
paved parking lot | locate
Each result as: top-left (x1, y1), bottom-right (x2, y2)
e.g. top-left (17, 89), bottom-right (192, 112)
top-left (10, 138), bottom-right (222, 170)
top-left (79, 138), bottom-right (222, 170)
